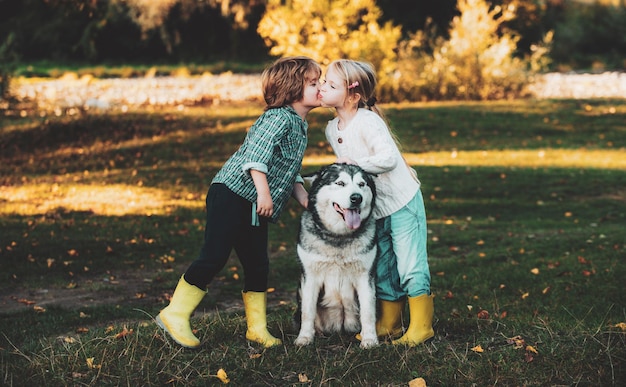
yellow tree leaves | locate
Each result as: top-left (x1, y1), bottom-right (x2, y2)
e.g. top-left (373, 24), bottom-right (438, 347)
top-left (258, 0), bottom-right (401, 75)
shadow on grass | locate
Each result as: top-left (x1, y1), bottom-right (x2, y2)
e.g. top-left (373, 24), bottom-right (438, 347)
top-left (1, 101), bottom-right (625, 385)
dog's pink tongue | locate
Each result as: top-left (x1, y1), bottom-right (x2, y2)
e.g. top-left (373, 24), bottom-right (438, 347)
top-left (344, 209), bottom-right (361, 229)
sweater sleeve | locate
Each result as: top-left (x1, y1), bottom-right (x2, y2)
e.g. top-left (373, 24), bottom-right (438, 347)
top-left (352, 111), bottom-right (398, 174)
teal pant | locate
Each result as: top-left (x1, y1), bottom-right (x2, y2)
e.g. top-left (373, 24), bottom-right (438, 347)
top-left (375, 190), bottom-right (431, 301)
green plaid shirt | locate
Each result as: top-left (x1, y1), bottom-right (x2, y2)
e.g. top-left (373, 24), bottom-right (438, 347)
top-left (212, 106), bottom-right (307, 222)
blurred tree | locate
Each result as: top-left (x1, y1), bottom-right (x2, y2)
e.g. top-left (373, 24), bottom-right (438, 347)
top-left (0, 0), bottom-right (622, 74)
top-left (377, 0), bottom-right (458, 38)
top-left (257, 0), bottom-right (401, 77)
top-left (549, 0), bottom-right (626, 70)
top-left (0, 32), bottom-right (19, 101)
top-left (390, 0), bottom-right (551, 101)
top-left (487, 0), bottom-right (549, 55)
top-left (377, 0), bottom-right (551, 57)
top-left (0, 0), bottom-right (269, 65)
top-left (0, 0), bottom-right (161, 63)
top-left (119, 0), bottom-right (268, 60)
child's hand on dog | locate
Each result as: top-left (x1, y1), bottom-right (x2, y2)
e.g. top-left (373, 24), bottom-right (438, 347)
top-left (335, 156), bottom-right (357, 165)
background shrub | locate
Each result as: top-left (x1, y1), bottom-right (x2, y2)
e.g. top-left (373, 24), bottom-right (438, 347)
top-left (385, 0), bottom-right (552, 101)
top-left (0, 32), bottom-right (19, 102)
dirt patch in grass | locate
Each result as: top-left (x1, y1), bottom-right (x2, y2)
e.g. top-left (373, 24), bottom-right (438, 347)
top-left (0, 267), bottom-right (295, 316)
top-left (1, 270), bottom-right (165, 314)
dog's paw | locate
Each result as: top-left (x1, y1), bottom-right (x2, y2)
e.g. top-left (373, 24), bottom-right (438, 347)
top-left (294, 335), bottom-right (314, 346)
top-left (359, 336), bottom-right (379, 349)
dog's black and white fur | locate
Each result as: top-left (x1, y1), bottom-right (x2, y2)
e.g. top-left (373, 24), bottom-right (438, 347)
top-left (294, 163), bottom-right (378, 348)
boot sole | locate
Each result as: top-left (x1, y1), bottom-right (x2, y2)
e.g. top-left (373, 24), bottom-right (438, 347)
top-left (155, 314), bottom-right (200, 349)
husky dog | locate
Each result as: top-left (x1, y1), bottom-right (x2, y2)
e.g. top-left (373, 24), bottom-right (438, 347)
top-left (294, 163), bottom-right (378, 348)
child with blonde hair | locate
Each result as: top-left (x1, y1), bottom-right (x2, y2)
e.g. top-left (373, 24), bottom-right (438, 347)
top-left (318, 59), bottom-right (434, 346)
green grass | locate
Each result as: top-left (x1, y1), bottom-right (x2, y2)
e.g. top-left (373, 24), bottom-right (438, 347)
top-left (1, 99), bottom-right (625, 386)
top-left (13, 61), bottom-right (269, 79)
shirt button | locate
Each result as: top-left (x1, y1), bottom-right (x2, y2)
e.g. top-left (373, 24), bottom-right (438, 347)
top-left (338, 138), bottom-right (343, 144)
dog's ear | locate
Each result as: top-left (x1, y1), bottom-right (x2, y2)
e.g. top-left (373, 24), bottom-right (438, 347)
top-left (304, 164), bottom-right (334, 185)
top-left (302, 174), bottom-right (318, 186)
top-left (302, 167), bottom-right (324, 186)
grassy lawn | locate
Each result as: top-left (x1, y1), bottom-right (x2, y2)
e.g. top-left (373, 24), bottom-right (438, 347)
top-left (13, 61), bottom-right (268, 79)
top-left (1, 99), bottom-right (625, 386)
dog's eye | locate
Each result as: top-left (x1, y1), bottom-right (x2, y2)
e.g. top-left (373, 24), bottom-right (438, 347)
top-left (335, 181), bottom-right (346, 187)
top-left (358, 182), bottom-right (366, 188)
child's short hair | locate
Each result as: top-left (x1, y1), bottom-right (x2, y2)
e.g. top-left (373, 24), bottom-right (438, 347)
top-left (262, 56), bottom-right (321, 109)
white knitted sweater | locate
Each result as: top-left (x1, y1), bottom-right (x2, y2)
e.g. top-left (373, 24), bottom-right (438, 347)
top-left (325, 108), bottom-right (421, 220)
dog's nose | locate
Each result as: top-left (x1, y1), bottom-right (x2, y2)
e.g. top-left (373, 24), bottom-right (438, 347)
top-left (350, 193), bottom-right (363, 205)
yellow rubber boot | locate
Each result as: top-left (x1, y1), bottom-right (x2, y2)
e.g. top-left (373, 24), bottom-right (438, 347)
top-left (356, 298), bottom-right (405, 342)
top-left (156, 276), bottom-right (206, 348)
top-left (242, 291), bottom-right (282, 347)
top-left (392, 294), bottom-right (434, 347)
top-left (376, 299), bottom-right (406, 340)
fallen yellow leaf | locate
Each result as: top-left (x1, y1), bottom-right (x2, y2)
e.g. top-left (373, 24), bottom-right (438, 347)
top-left (115, 327), bottom-right (133, 339)
top-left (86, 357), bottom-right (101, 369)
top-left (507, 335), bottom-right (525, 349)
top-left (613, 322), bottom-right (626, 331)
top-left (217, 368), bottom-right (230, 384)
top-left (477, 309), bottom-right (490, 319)
top-left (471, 345), bottom-right (484, 353)
top-left (409, 377), bottom-right (427, 387)
top-left (526, 345), bottom-right (538, 354)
